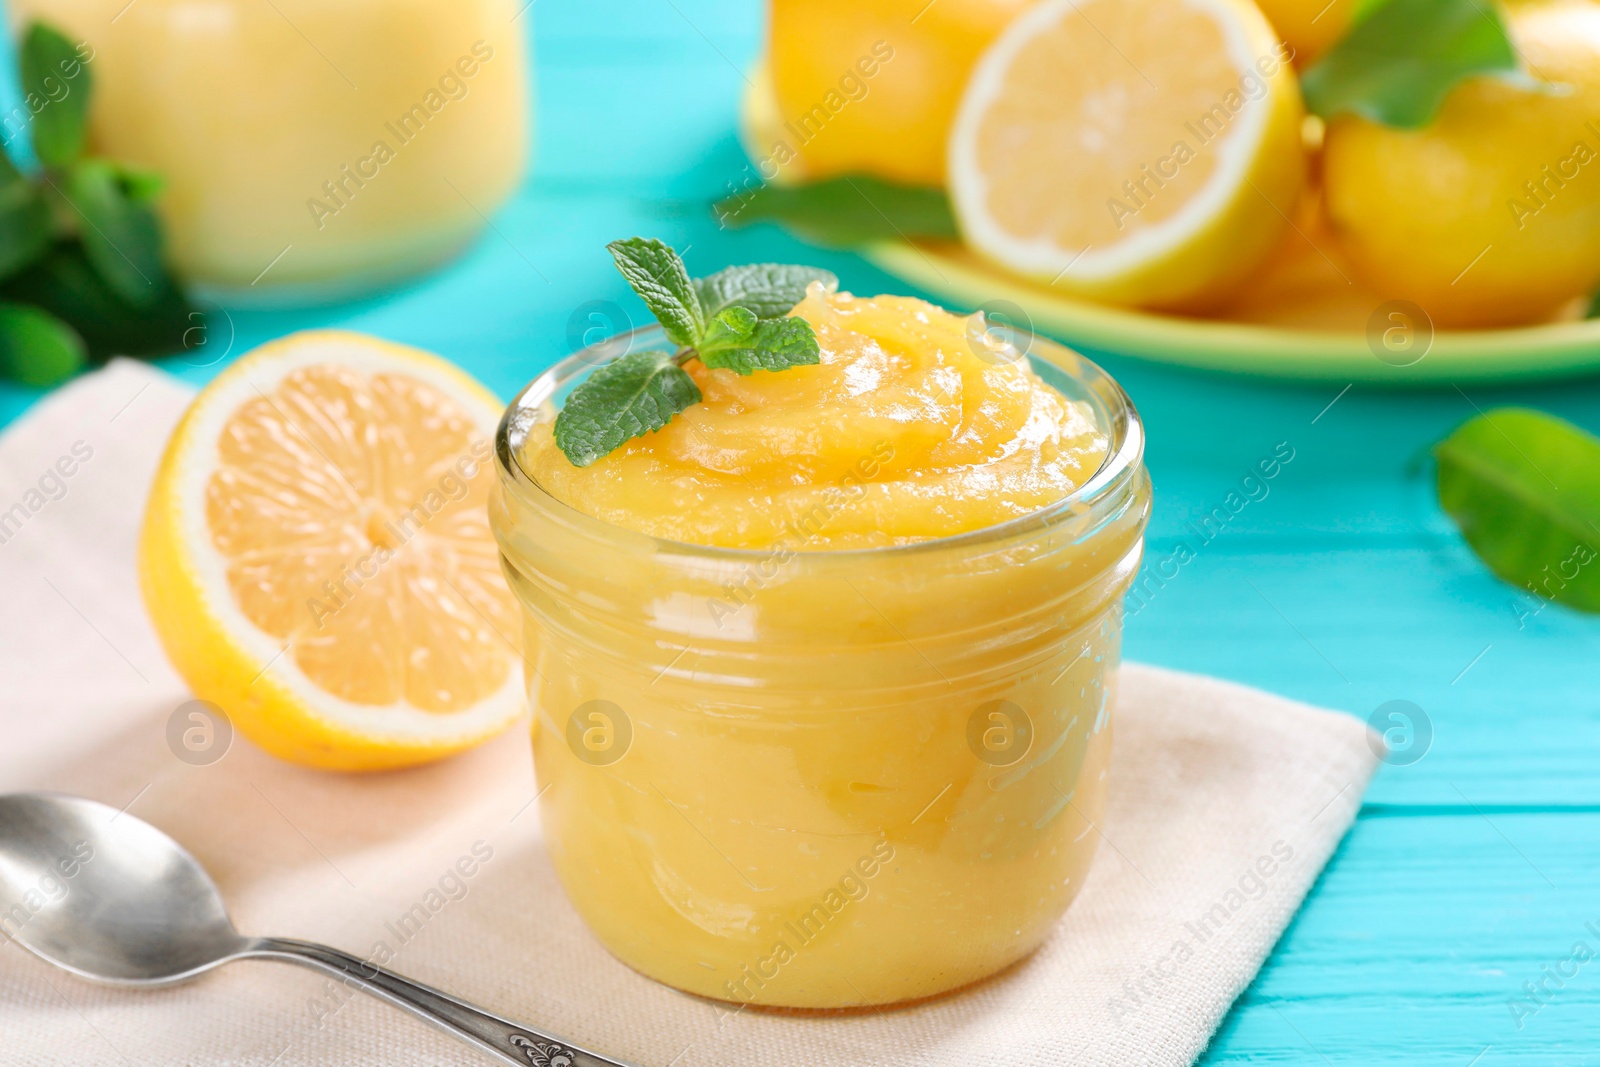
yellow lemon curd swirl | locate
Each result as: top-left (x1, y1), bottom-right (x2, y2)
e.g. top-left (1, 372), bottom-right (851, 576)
top-left (494, 288), bottom-right (1147, 1009)
top-left (522, 288), bottom-right (1108, 548)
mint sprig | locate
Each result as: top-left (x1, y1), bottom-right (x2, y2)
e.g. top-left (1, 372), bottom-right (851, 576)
top-left (0, 20), bottom-right (199, 388)
top-left (552, 238), bottom-right (834, 466)
top-left (714, 175), bottom-right (958, 248)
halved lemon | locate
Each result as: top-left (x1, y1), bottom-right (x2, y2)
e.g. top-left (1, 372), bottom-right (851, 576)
top-left (139, 331), bottom-right (523, 771)
top-left (947, 0), bottom-right (1306, 311)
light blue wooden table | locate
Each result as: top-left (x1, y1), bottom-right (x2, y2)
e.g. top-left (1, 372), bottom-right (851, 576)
top-left (4, 2), bottom-right (1599, 1062)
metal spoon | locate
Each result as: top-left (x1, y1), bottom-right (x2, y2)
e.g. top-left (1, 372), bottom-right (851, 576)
top-left (0, 792), bottom-right (638, 1067)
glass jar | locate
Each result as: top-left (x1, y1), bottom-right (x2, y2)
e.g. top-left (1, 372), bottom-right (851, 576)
top-left (491, 324), bottom-right (1150, 1009)
top-left (10, 0), bottom-right (530, 298)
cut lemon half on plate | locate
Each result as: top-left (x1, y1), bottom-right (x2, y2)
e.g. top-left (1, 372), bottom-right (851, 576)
top-left (947, 0), bottom-right (1306, 311)
top-left (139, 331), bottom-right (523, 771)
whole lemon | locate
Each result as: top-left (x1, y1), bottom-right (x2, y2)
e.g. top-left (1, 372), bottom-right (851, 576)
top-left (1322, 1), bottom-right (1600, 327)
top-left (1251, 0), bottom-right (1360, 65)
top-left (765, 0), bottom-right (1031, 186)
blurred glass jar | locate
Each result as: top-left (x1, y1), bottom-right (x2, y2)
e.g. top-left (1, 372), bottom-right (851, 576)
top-left (491, 324), bottom-right (1150, 1009)
top-left (10, 0), bottom-right (530, 298)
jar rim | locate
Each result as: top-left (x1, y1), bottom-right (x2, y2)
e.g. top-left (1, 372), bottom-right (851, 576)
top-left (495, 321), bottom-right (1146, 560)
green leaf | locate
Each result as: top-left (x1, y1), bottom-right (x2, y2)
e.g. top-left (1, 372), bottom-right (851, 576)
top-left (697, 306), bottom-right (758, 353)
top-left (0, 145), bottom-right (25, 186)
top-left (695, 263), bottom-right (836, 318)
top-left (0, 241), bottom-right (197, 360)
top-left (112, 161), bottom-right (165, 203)
top-left (0, 179), bottom-right (54, 282)
top-left (606, 237), bottom-right (703, 347)
top-left (697, 315), bottom-right (820, 376)
top-left (1301, 0), bottom-right (1525, 128)
top-left (554, 349), bottom-right (702, 466)
top-left (20, 22), bottom-right (92, 167)
top-left (1435, 407), bottom-right (1600, 612)
top-left (62, 159), bottom-right (169, 308)
top-left (0, 302), bottom-right (85, 386)
top-left (714, 175), bottom-right (959, 247)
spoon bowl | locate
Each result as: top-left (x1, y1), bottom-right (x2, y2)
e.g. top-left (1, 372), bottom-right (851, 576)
top-left (0, 793), bottom-right (245, 985)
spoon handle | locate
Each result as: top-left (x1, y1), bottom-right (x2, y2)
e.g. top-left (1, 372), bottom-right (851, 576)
top-left (246, 937), bottom-right (639, 1067)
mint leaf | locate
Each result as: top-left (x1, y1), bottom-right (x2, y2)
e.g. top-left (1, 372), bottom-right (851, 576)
top-left (21, 22), bottom-right (91, 167)
top-left (606, 237), bottom-right (703, 347)
top-left (0, 302), bottom-right (86, 386)
top-left (698, 316), bottom-right (820, 376)
top-left (0, 179), bottom-right (53, 282)
top-left (0, 145), bottom-right (23, 187)
top-left (63, 159), bottom-right (169, 308)
top-left (1302, 0), bottom-right (1524, 128)
top-left (113, 162), bottom-right (165, 203)
top-left (554, 349), bottom-right (702, 467)
top-left (695, 263), bottom-right (836, 318)
top-left (714, 175), bottom-right (958, 247)
top-left (697, 306), bottom-right (758, 354)
top-left (0, 242), bottom-right (197, 360)
top-left (1435, 407), bottom-right (1600, 612)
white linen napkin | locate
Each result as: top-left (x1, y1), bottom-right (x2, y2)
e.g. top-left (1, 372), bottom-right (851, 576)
top-left (0, 360), bottom-right (1378, 1067)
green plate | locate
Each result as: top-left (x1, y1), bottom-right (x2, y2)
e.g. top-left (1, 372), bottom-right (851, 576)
top-left (863, 241), bottom-right (1600, 386)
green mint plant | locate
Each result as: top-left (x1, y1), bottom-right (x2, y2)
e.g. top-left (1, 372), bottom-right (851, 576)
top-left (553, 237), bottom-right (835, 466)
top-left (0, 21), bottom-right (194, 387)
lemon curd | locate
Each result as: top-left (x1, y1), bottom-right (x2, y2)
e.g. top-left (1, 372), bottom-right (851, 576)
top-left (523, 289), bottom-right (1108, 548)
top-left (11, 0), bottom-right (529, 295)
top-left (492, 291), bottom-right (1150, 1008)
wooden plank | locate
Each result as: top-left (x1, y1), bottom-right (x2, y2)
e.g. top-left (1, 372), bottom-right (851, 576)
top-left (1126, 543), bottom-right (1600, 806)
top-left (1203, 811), bottom-right (1600, 1063)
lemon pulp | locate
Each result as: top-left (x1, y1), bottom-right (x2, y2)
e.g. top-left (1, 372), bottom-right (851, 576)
top-left (207, 363), bottom-right (513, 710)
